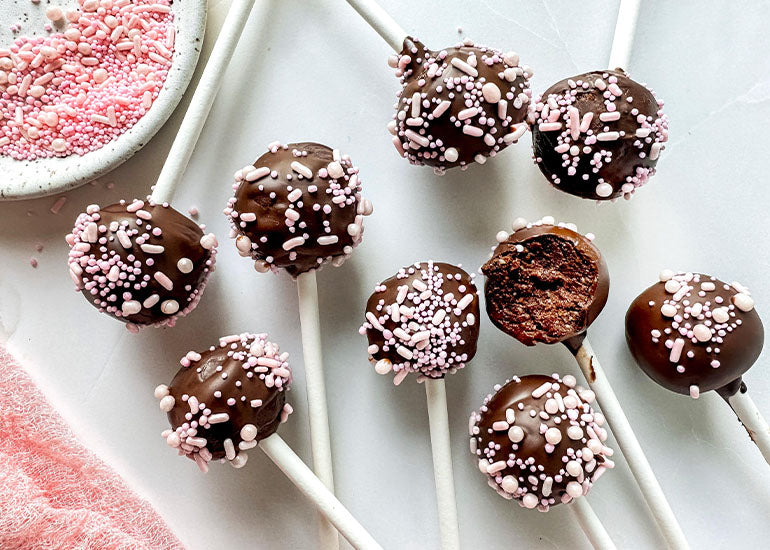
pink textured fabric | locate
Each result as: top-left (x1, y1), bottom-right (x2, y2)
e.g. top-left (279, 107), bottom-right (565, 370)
top-left (0, 346), bottom-right (184, 550)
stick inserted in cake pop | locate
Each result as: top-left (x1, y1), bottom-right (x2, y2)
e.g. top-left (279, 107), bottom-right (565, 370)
top-left (608, 0), bottom-right (642, 69)
top-left (343, 0), bottom-right (407, 52)
top-left (626, 271), bottom-right (770, 465)
top-left (360, 261), bottom-right (481, 550)
top-left (481, 217), bottom-right (689, 550)
top-left (154, 333), bottom-right (383, 550)
top-left (151, 0), bottom-right (259, 204)
top-left (225, 142), bottom-right (372, 550)
top-left (470, 374), bottom-right (617, 550)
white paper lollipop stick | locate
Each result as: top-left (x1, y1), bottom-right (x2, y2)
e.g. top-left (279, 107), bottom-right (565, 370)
top-left (151, 0), bottom-right (258, 204)
top-left (569, 496), bottom-right (617, 550)
top-left (343, 0), bottom-right (408, 52)
top-left (424, 378), bottom-right (461, 550)
top-left (296, 270), bottom-right (339, 550)
top-left (724, 388), bottom-right (770, 465)
top-left (607, 0), bottom-right (641, 69)
top-left (573, 338), bottom-right (689, 550)
top-left (259, 434), bottom-right (383, 550)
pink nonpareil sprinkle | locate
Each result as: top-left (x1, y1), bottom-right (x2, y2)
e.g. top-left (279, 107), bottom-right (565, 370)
top-left (30, 257), bottom-right (38, 268)
top-left (0, 0), bottom-right (175, 160)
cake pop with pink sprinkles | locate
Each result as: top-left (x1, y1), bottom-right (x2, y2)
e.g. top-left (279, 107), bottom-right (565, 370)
top-left (66, 198), bottom-right (217, 331)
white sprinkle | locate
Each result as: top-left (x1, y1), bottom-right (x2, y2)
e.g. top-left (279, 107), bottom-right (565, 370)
top-left (599, 111), bottom-right (621, 122)
top-left (450, 57), bottom-right (478, 77)
top-left (177, 258), bottom-right (193, 273)
top-left (245, 166), bottom-right (270, 181)
top-left (140, 244), bottom-right (164, 254)
top-left (282, 236), bottom-right (306, 251)
top-left (290, 161), bottom-right (313, 179)
top-left (597, 131), bottom-right (620, 141)
top-left (317, 235), bottom-right (339, 245)
top-left (208, 413), bottom-right (230, 424)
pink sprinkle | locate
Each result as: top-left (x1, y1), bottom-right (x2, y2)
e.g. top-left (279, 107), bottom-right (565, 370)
top-left (50, 196), bottom-right (67, 214)
top-left (0, 0), bottom-right (175, 160)
top-left (188, 206), bottom-right (199, 218)
top-left (30, 257), bottom-right (38, 268)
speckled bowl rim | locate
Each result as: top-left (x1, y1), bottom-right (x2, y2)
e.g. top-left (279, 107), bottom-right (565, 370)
top-left (0, 0), bottom-right (207, 201)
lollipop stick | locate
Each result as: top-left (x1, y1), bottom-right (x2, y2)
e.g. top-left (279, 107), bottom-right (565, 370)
top-left (259, 434), bottom-right (383, 550)
top-left (569, 497), bottom-right (617, 550)
top-left (424, 378), bottom-right (461, 550)
top-left (573, 338), bottom-right (689, 550)
top-left (343, 0), bottom-right (408, 52)
top-left (151, 0), bottom-right (258, 204)
top-left (607, 0), bottom-right (641, 69)
top-left (723, 386), bottom-right (770, 465)
top-left (296, 270), bottom-right (339, 550)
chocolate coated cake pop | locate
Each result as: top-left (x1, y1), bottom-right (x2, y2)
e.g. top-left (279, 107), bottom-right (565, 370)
top-left (66, 199), bottom-right (217, 331)
top-left (626, 272), bottom-right (764, 399)
top-left (529, 69), bottom-right (668, 200)
top-left (470, 374), bottom-right (614, 511)
top-left (389, 37), bottom-right (532, 174)
top-left (481, 218), bottom-right (609, 346)
top-left (225, 142), bottom-right (373, 278)
top-left (359, 261), bottom-right (480, 385)
top-left (155, 333), bottom-right (293, 472)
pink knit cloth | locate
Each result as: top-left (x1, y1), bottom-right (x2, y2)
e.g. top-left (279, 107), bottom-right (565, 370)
top-left (0, 346), bottom-right (183, 550)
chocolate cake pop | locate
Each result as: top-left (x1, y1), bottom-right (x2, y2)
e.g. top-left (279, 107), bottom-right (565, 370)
top-left (626, 272), bottom-right (764, 399)
top-left (481, 218), bottom-right (609, 347)
top-left (470, 374), bottom-right (614, 511)
top-left (224, 142), bottom-right (372, 278)
top-left (529, 69), bottom-right (668, 200)
top-left (359, 261), bottom-right (480, 385)
top-left (389, 37), bottom-right (532, 174)
top-left (66, 199), bottom-right (217, 331)
top-left (155, 332), bottom-right (293, 472)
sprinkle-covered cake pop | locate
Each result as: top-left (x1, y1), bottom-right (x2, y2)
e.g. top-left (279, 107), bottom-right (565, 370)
top-left (225, 142), bottom-right (373, 278)
top-left (155, 333), bottom-right (293, 472)
top-left (529, 69), bottom-right (668, 201)
top-left (389, 37), bottom-right (532, 174)
top-left (481, 217), bottom-right (609, 346)
top-left (359, 261), bottom-right (480, 385)
top-left (626, 272), bottom-right (764, 399)
top-left (470, 374), bottom-right (614, 511)
top-left (66, 199), bottom-right (217, 331)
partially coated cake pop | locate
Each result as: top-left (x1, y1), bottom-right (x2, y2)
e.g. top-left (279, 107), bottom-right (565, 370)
top-left (66, 199), bottom-right (217, 331)
top-left (155, 333), bottom-right (293, 472)
top-left (225, 142), bottom-right (373, 278)
top-left (359, 261), bottom-right (480, 385)
top-left (529, 70), bottom-right (668, 200)
top-left (481, 218), bottom-right (609, 346)
top-left (389, 37), bottom-right (532, 174)
top-left (626, 272), bottom-right (764, 399)
top-left (470, 374), bottom-right (614, 511)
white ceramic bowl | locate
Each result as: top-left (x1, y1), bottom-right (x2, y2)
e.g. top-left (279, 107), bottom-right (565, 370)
top-left (0, 0), bottom-right (207, 200)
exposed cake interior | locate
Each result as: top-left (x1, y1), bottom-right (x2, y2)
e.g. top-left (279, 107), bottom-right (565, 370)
top-left (483, 234), bottom-right (598, 344)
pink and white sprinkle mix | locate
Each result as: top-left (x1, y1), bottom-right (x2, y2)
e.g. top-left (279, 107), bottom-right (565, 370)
top-left (0, 0), bottom-right (175, 160)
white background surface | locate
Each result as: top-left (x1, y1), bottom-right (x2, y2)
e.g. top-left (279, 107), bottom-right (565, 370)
top-left (1, 1), bottom-right (769, 549)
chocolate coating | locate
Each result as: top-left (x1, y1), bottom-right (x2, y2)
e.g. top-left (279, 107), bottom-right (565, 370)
top-left (66, 199), bottom-right (217, 330)
top-left (481, 219), bottom-right (609, 346)
top-left (626, 272), bottom-right (764, 398)
top-left (470, 374), bottom-right (614, 511)
top-left (530, 69), bottom-right (668, 200)
top-left (389, 37), bottom-right (532, 173)
top-left (360, 261), bottom-right (480, 384)
top-left (156, 333), bottom-right (293, 471)
top-left (225, 142), bottom-right (372, 278)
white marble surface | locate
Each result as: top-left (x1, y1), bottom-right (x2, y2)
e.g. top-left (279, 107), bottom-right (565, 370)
top-left (1, 1), bottom-right (770, 549)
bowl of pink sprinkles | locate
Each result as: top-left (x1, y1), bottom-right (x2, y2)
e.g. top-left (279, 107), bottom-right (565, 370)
top-left (0, 0), bottom-right (206, 200)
